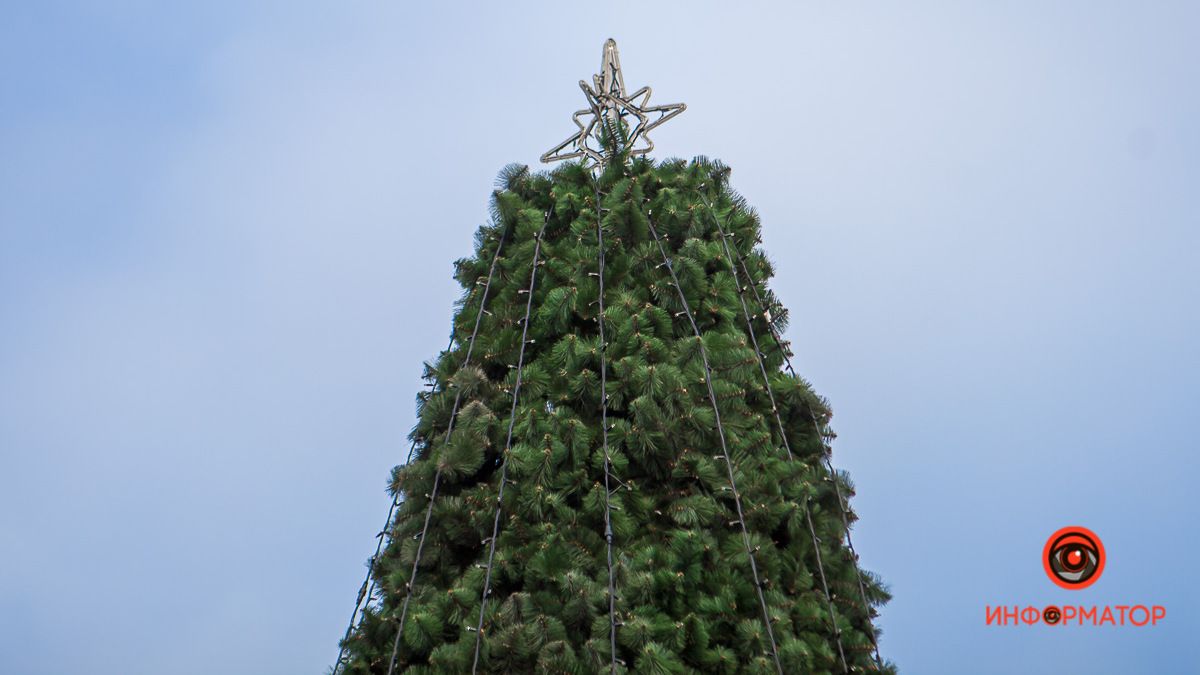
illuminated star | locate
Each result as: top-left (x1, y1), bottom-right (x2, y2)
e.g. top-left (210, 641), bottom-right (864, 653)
top-left (541, 39), bottom-right (686, 166)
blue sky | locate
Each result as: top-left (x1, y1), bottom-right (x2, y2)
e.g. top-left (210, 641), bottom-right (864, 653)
top-left (1, 2), bottom-right (1197, 673)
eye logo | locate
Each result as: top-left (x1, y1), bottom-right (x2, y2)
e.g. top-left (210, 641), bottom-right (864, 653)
top-left (1042, 606), bottom-right (1061, 625)
top-left (1043, 526), bottom-right (1105, 590)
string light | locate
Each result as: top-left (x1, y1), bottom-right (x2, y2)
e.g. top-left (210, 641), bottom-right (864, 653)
top-left (333, 311), bottom-right (473, 673)
top-left (641, 202), bottom-right (783, 675)
top-left (593, 173), bottom-right (620, 674)
top-left (470, 207), bottom-right (553, 674)
top-left (341, 167), bottom-right (884, 674)
top-left (380, 226), bottom-right (512, 675)
top-left (701, 191), bottom-right (884, 671)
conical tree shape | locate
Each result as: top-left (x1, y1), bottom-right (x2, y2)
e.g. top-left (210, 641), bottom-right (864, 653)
top-left (340, 156), bottom-right (891, 674)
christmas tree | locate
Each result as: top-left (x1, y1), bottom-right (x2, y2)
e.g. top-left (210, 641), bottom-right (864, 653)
top-left (335, 40), bottom-right (890, 674)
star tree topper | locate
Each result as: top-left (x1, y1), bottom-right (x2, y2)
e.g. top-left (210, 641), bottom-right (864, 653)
top-left (541, 39), bottom-right (686, 166)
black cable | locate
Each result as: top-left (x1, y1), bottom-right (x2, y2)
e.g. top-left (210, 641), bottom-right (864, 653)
top-left (332, 444), bottom-right (408, 675)
top-left (383, 227), bottom-right (509, 675)
top-left (333, 322), bottom-right (461, 674)
top-left (470, 208), bottom-right (553, 673)
top-left (592, 178), bottom-right (620, 674)
top-left (704, 192), bottom-right (884, 670)
top-left (703, 192), bottom-right (849, 672)
top-left (640, 197), bottom-right (784, 675)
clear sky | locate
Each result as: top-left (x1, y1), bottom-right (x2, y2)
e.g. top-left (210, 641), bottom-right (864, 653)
top-left (2, 2), bottom-right (1197, 674)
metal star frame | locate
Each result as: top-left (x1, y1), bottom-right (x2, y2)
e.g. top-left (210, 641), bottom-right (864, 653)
top-left (541, 39), bottom-right (686, 166)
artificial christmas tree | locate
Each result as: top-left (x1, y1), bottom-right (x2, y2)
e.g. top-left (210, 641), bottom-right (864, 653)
top-left (334, 40), bottom-right (890, 674)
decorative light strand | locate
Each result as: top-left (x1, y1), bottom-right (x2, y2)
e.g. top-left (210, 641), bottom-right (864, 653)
top-left (593, 179), bottom-right (620, 674)
top-left (702, 192), bottom-right (849, 672)
top-left (641, 199), bottom-right (783, 675)
top-left (331, 443), bottom-right (408, 675)
top-left (702, 191), bottom-right (884, 671)
top-left (333, 320), bottom-right (465, 673)
top-left (382, 227), bottom-right (509, 675)
top-left (471, 208), bottom-right (553, 673)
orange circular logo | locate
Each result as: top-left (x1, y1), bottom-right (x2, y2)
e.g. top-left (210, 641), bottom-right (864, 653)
top-left (1043, 526), bottom-right (1105, 590)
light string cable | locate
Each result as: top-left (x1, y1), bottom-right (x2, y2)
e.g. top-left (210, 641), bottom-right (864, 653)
top-left (699, 192), bottom-right (884, 670)
top-left (639, 196), bottom-right (784, 675)
top-left (591, 175), bottom-right (620, 674)
top-left (332, 438), bottom-right (414, 675)
top-left (382, 226), bottom-right (511, 675)
top-left (470, 206), bottom-right (554, 673)
top-left (700, 189), bottom-right (849, 673)
top-left (333, 325), bottom-right (463, 673)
